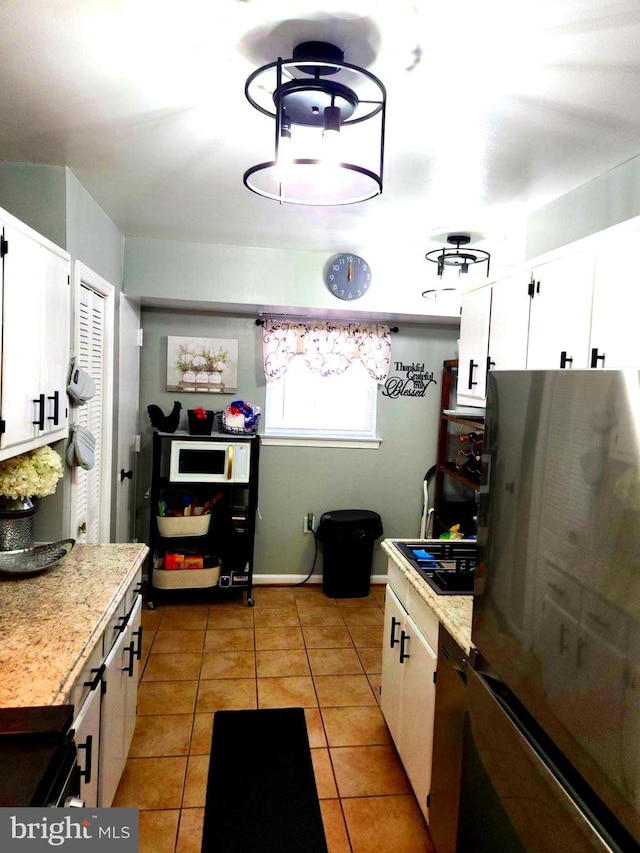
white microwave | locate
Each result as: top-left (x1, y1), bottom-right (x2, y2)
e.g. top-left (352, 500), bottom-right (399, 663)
top-left (169, 440), bottom-right (251, 484)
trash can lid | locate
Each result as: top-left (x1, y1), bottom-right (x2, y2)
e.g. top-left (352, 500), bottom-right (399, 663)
top-left (316, 510), bottom-right (383, 542)
top-left (319, 510), bottom-right (381, 524)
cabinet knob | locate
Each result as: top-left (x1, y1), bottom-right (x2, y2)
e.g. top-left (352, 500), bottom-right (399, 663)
top-left (590, 347), bottom-right (606, 368)
top-left (560, 352), bottom-right (573, 369)
top-left (120, 468), bottom-right (133, 482)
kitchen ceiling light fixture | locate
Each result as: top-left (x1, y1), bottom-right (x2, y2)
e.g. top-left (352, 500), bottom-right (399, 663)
top-left (422, 234), bottom-right (491, 299)
top-left (243, 41), bottom-right (386, 206)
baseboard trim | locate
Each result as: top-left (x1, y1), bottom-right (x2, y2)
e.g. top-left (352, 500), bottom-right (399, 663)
top-left (251, 574), bottom-right (388, 586)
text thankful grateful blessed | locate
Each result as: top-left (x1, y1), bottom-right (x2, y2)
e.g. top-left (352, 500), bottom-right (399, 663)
top-left (382, 362), bottom-right (437, 399)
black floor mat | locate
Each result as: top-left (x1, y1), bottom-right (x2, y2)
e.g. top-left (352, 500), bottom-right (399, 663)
top-left (201, 707), bottom-right (328, 853)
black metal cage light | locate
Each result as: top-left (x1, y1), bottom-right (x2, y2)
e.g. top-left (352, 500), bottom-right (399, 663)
top-left (243, 41), bottom-right (386, 206)
top-left (422, 234), bottom-right (491, 299)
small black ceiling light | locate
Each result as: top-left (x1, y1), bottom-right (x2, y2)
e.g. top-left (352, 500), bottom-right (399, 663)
top-left (243, 41), bottom-right (386, 206)
top-left (422, 234), bottom-right (490, 299)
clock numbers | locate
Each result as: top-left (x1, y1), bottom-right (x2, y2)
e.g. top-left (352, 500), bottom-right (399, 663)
top-left (325, 253), bottom-right (371, 301)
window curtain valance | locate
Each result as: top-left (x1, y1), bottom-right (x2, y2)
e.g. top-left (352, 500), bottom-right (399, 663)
top-left (262, 319), bottom-right (391, 385)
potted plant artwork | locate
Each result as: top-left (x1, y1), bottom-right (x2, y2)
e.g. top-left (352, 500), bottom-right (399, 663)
top-left (167, 336), bottom-right (238, 394)
top-left (176, 344), bottom-right (196, 387)
top-left (204, 346), bottom-right (228, 388)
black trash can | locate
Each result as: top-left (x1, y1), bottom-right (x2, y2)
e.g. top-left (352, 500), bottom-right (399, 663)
top-left (316, 510), bottom-right (383, 598)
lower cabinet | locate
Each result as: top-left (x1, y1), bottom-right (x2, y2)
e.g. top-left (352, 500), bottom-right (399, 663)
top-left (99, 595), bottom-right (143, 807)
top-left (380, 585), bottom-right (438, 821)
top-left (71, 569), bottom-right (142, 807)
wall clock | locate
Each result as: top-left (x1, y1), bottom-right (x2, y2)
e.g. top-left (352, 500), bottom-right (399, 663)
top-left (325, 254), bottom-right (371, 300)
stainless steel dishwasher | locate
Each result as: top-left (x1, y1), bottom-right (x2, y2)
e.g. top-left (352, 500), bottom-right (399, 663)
top-left (428, 626), bottom-right (468, 853)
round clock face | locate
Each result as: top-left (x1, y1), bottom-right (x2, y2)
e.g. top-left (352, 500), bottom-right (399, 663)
top-left (325, 254), bottom-right (371, 300)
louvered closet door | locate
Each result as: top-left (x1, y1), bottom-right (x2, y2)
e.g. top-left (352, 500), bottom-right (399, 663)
top-left (73, 284), bottom-right (105, 543)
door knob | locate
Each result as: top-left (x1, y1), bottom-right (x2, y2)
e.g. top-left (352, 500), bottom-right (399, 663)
top-left (120, 469), bottom-right (133, 482)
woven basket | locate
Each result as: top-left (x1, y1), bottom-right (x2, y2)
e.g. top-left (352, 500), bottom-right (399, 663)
top-left (156, 514), bottom-right (211, 538)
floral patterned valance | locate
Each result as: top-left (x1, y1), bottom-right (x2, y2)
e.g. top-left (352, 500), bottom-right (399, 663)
top-left (262, 319), bottom-right (391, 385)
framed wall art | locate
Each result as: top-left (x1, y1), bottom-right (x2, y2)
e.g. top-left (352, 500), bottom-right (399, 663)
top-left (167, 336), bottom-right (238, 393)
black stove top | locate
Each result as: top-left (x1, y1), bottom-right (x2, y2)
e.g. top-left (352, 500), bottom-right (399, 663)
top-left (393, 540), bottom-right (477, 595)
top-left (0, 705), bottom-right (77, 807)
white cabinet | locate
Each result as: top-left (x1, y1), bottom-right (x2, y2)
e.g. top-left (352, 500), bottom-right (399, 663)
top-left (381, 584), bottom-right (438, 821)
top-left (70, 568), bottom-right (142, 808)
top-left (526, 250), bottom-right (594, 369)
top-left (0, 211), bottom-right (70, 459)
top-left (487, 272), bottom-right (530, 371)
top-left (590, 230), bottom-right (640, 367)
top-left (71, 677), bottom-right (102, 808)
top-left (99, 593), bottom-right (142, 807)
top-left (457, 287), bottom-right (492, 407)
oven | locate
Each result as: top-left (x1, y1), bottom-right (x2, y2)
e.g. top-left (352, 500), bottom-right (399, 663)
top-left (0, 705), bottom-right (82, 808)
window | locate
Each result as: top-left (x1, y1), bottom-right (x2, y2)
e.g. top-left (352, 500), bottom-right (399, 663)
top-left (261, 319), bottom-right (390, 445)
top-left (265, 355), bottom-right (378, 440)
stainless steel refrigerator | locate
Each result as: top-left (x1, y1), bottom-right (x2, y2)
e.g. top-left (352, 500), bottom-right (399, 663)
top-left (464, 369), bottom-right (640, 852)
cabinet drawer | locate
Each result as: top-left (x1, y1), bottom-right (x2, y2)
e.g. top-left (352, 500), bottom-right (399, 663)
top-left (387, 559), bottom-right (409, 608)
top-left (581, 590), bottom-right (628, 651)
top-left (544, 562), bottom-right (581, 618)
top-left (406, 585), bottom-right (439, 651)
top-left (71, 633), bottom-right (105, 711)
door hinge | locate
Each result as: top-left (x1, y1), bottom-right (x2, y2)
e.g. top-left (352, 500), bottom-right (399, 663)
top-left (135, 434), bottom-right (141, 453)
top-left (0, 234), bottom-right (7, 258)
top-left (433, 671), bottom-right (437, 684)
top-left (137, 329), bottom-right (144, 347)
top-left (426, 794), bottom-right (431, 809)
top-left (379, 685), bottom-right (382, 695)
top-left (0, 418), bottom-right (5, 435)
top-left (527, 276), bottom-right (535, 298)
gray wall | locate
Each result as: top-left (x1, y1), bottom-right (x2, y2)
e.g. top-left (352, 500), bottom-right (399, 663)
top-left (137, 308), bottom-right (457, 578)
top-left (0, 162), bottom-right (67, 247)
top-left (526, 151), bottom-right (640, 258)
top-left (124, 236), bottom-right (466, 322)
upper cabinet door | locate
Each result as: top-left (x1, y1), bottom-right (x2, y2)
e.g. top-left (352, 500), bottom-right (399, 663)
top-left (526, 250), bottom-right (595, 370)
top-left (0, 222), bottom-right (46, 453)
top-left (0, 214), bottom-right (69, 459)
top-left (590, 230), bottom-right (640, 368)
top-left (488, 272), bottom-right (530, 371)
top-left (457, 287), bottom-right (492, 406)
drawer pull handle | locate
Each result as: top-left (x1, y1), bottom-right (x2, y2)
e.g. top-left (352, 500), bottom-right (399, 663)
top-left (587, 612), bottom-right (611, 630)
top-left (123, 641), bottom-right (135, 677)
top-left (390, 616), bottom-right (400, 648)
top-left (32, 394), bottom-right (45, 430)
top-left (400, 631), bottom-right (410, 663)
top-left (83, 664), bottom-right (105, 692)
top-left (133, 626), bottom-right (143, 660)
top-left (77, 734), bottom-right (93, 784)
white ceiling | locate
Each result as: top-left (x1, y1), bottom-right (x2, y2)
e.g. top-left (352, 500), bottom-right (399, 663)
top-left (1, 0), bottom-right (640, 263)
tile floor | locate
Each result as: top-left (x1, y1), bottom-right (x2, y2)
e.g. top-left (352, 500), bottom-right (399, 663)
top-left (113, 584), bottom-right (435, 852)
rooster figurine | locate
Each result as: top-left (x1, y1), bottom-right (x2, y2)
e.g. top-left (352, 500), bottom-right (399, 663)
top-left (147, 400), bottom-right (182, 433)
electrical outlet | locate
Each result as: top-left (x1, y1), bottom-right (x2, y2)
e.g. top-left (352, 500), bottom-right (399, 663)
top-left (303, 512), bottom-right (315, 534)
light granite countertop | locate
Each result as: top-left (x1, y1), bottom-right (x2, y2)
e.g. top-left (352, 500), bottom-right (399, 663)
top-left (0, 543), bottom-right (148, 708)
top-left (382, 539), bottom-right (473, 654)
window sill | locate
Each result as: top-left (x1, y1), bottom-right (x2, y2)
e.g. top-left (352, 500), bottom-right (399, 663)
top-left (261, 436), bottom-right (382, 449)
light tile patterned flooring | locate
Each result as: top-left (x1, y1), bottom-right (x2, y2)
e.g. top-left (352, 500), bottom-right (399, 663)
top-left (113, 584), bottom-right (435, 852)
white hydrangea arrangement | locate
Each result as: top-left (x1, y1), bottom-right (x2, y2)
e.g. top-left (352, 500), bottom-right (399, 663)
top-left (0, 446), bottom-right (64, 500)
